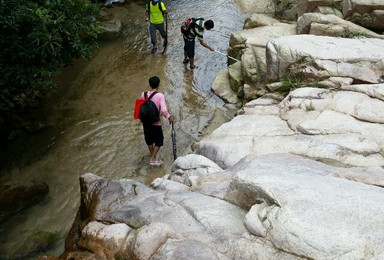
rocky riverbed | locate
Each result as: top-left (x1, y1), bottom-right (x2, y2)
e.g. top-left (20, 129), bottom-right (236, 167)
top-left (42, 0), bottom-right (384, 259)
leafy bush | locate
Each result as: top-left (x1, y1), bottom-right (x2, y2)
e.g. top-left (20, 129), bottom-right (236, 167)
top-left (0, 0), bottom-right (102, 124)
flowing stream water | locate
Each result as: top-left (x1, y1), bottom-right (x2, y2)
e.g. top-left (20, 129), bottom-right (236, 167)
top-left (0, 0), bottom-right (245, 258)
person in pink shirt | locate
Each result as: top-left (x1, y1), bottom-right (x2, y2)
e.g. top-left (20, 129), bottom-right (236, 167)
top-left (140, 76), bottom-right (173, 166)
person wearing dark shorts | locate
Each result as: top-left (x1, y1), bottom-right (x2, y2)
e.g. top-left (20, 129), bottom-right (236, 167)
top-left (140, 76), bottom-right (173, 166)
top-left (143, 124), bottom-right (163, 148)
top-left (184, 38), bottom-right (195, 62)
top-left (182, 18), bottom-right (215, 69)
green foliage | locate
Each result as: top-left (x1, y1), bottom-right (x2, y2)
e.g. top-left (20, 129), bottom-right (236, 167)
top-left (352, 13), bottom-right (373, 28)
top-left (274, 0), bottom-right (295, 18)
top-left (305, 101), bottom-right (315, 111)
top-left (330, 1), bottom-right (343, 12)
top-left (309, 81), bottom-right (320, 88)
top-left (0, 0), bottom-right (102, 121)
top-left (339, 30), bottom-right (368, 38)
top-left (279, 74), bottom-right (302, 93)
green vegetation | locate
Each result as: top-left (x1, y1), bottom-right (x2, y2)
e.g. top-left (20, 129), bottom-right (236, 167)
top-left (330, 1), bottom-right (343, 12)
top-left (279, 74), bottom-right (302, 93)
top-left (309, 81), bottom-right (321, 88)
top-left (276, 57), bottom-right (326, 94)
top-left (339, 30), bottom-right (368, 38)
top-left (353, 13), bottom-right (373, 29)
top-left (275, 1), bottom-right (294, 18)
top-left (0, 0), bottom-right (102, 135)
top-left (305, 101), bottom-right (315, 111)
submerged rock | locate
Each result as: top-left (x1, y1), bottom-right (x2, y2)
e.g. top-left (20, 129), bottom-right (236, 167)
top-left (0, 181), bottom-right (49, 223)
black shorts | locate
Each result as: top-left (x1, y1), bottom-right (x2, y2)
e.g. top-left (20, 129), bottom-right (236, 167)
top-left (143, 124), bottom-right (164, 147)
top-left (184, 37), bottom-right (195, 58)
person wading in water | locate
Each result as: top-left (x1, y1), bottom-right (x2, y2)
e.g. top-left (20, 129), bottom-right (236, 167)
top-left (181, 18), bottom-right (215, 69)
top-left (139, 76), bottom-right (173, 166)
top-left (145, 0), bottom-right (168, 53)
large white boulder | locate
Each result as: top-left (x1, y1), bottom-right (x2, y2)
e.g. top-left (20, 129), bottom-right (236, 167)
top-left (297, 13), bottom-right (384, 38)
top-left (266, 35), bottom-right (384, 80)
top-left (226, 153), bottom-right (384, 259)
top-left (233, 0), bottom-right (275, 13)
top-left (195, 87), bottom-right (384, 169)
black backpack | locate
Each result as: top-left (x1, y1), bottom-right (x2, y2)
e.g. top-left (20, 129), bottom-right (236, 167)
top-left (180, 18), bottom-right (204, 37)
top-left (140, 91), bottom-right (159, 124)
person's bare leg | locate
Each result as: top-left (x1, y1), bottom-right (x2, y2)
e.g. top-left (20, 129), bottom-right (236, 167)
top-left (190, 57), bottom-right (195, 69)
top-left (150, 146), bottom-right (161, 163)
top-left (148, 144), bottom-right (154, 155)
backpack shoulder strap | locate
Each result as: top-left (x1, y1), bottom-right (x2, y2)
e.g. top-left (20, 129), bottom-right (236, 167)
top-left (148, 91), bottom-right (157, 100)
top-left (144, 91), bottom-right (148, 99)
top-left (159, 1), bottom-right (164, 17)
top-left (192, 18), bottom-right (204, 31)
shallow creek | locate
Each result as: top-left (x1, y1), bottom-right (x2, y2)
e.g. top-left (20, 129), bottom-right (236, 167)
top-left (0, 0), bottom-right (245, 257)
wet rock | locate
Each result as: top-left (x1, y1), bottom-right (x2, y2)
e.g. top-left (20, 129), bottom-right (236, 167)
top-left (98, 19), bottom-right (122, 34)
top-left (18, 230), bottom-right (59, 259)
top-left (211, 69), bottom-right (239, 104)
top-left (0, 181), bottom-right (49, 223)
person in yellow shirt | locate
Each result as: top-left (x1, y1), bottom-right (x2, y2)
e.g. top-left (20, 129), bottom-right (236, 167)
top-left (145, 0), bottom-right (168, 53)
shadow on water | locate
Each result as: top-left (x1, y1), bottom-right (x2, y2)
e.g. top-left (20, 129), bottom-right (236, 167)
top-left (0, 0), bottom-right (245, 258)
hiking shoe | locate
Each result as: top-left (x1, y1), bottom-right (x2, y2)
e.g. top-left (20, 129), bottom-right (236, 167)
top-left (190, 65), bottom-right (198, 69)
top-left (149, 160), bottom-right (163, 166)
top-left (183, 59), bottom-right (190, 64)
top-left (151, 47), bottom-right (157, 53)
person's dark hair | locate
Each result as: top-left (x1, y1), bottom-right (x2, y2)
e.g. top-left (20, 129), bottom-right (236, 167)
top-left (205, 20), bottom-right (214, 30)
top-left (149, 76), bottom-right (160, 89)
